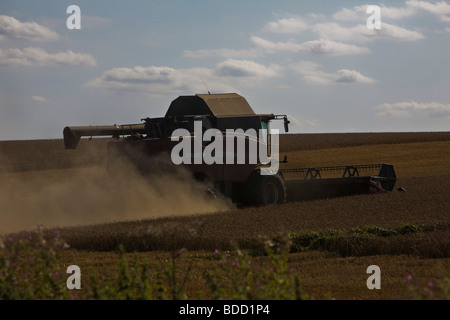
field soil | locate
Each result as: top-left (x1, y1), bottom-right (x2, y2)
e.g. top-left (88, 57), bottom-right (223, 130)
top-left (1, 132), bottom-right (449, 299)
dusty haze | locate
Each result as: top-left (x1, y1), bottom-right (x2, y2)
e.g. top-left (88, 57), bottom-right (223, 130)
top-left (0, 144), bottom-right (234, 235)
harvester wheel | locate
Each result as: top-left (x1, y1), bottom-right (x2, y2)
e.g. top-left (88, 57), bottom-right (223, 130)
top-left (241, 170), bottom-right (286, 206)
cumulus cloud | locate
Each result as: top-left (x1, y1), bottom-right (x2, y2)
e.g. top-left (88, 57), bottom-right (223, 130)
top-left (250, 36), bottom-right (303, 52)
top-left (407, 0), bottom-right (450, 22)
top-left (0, 47), bottom-right (97, 67)
top-left (374, 101), bottom-right (450, 117)
top-left (251, 36), bottom-right (371, 56)
top-left (263, 17), bottom-right (310, 33)
top-left (334, 69), bottom-right (376, 83)
top-left (263, 12), bottom-right (424, 42)
top-left (85, 66), bottom-right (217, 93)
top-left (215, 59), bottom-right (281, 78)
top-left (290, 61), bottom-right (331, 85)
top-left (333, 4), bottom-right (417, 21)
top-left (313, 22), bottom-right (424, 42)
top-left (334, 1), bottom-right (450, 23)
top-left (182, 37), bottom-right (370, 61)
top-left (291, 61), bottom-right (377, 85)
top-left (300, 39), bottom-right (371, 55)
top-left (182, 48), bottom-right (262, 59)
top-left (184, 4), bottom-right (426, 63)
top-left (100, 66), bottom-right (176, 84)
top-left (85, 60), bottom-right (281, 94)
top-left (0, 15), bottom-right (58, 41)
top-left (85, 65), bottom-right (222, 94)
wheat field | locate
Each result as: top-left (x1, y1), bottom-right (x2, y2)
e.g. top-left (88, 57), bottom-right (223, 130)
top-left (1, 132), bottom-right (449, 299)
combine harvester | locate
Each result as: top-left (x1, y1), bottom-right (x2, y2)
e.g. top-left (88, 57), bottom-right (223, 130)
top-left (63, 93), bottom-right (396, 206)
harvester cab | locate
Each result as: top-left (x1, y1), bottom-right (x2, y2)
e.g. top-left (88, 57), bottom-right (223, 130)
top-left (63, 93), bottom-right (396, 207)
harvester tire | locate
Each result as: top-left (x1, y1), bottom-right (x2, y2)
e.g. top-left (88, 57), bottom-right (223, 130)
top-left (241, 170), bottom-right (286, 206)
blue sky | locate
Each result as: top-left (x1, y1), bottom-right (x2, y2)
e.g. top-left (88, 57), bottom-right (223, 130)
top-left (1, 0), bottom-right (449, 140)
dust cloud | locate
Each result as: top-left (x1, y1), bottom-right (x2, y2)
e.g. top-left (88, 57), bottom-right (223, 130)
top-left (0, 148), bottom-right (234, 235)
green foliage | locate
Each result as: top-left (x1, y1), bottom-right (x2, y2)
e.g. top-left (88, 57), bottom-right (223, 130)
top-left (86, 236), bottom-right (305, 300)
top-left (204, 235), bottom-right (305, 300)
top-left (396, 223), bottom-right (418, 235)
top-left (1, 225), bottom-right (445, 300)
top-left (0, 231), bottom-right (306, 300)
top-left (0, 227), bottom-right (69, 299)
top-left (365, 226), bottom-right (396, 237)
top-left (85, 244), bottom-right (190, 300)
top-left (286, 224), bottom-right (423, 256)
top-left (87, 245), bottom-right (156, 300)
top-left (406, 274), bottom-right (450, 300)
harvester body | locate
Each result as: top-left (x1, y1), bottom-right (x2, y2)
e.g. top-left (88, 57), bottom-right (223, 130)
top-left (63, 93), bottom-right (396, 206)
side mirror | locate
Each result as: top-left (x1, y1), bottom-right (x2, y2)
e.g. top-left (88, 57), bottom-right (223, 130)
top-left (284, 116), bottom-right (290, 133)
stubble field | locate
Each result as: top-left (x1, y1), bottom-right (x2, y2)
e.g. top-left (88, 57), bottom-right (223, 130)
top-left (0, 132), bottom-right (449, 300)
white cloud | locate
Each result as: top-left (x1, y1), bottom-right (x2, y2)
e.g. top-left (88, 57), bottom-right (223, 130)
top-left (291, 61), bottom-right (331, 85)
top-left (85, 66), bottom-right (216, 93)
top-left (333, 6), bottom-right (366, 21)
top-left (0, 15), bottom-right (59, 41)
top-left (98, 66), bottom-right (176, 84)
top-left (182, 48), bottom-right (262, 59)
top-left (184, 6), bottom-right (421, 63)
top-left (298, 39), bottom-right (371, 55)
top-left (313, 22), bottom-right (424, 42)
top-left (333, 4), bottom-right (417, 21)
top-left (263, 12), bottom-right (423, 42)
top-left (251, 36), bottom-right (370, 56)
top-left (0, 47), bottom-right (97, 67)
top-left (333, 1), bottom-right (450, 23)
top-left (374, 101), bottom-right (450, 117)
top-left (406, 0), bottom-right (450, 22)
top-left (32, 95), bottom-right (48, 102)
top-left (85, 60), bottom-right (281, 95)
top-left (263, 17), bottom-right (310, 34)
top-left (381, 22), bottom-right (425, 41)
top-left (215, 59), bottom-right (281, 78)
top-left (334, 69), bottom-right (377, 84)
top-left (291, 61), bottom-right (377, 85)
top-left (182, 36), bottom-right (371, 62)
top-left (250, 36), bottom-right (303, 52)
